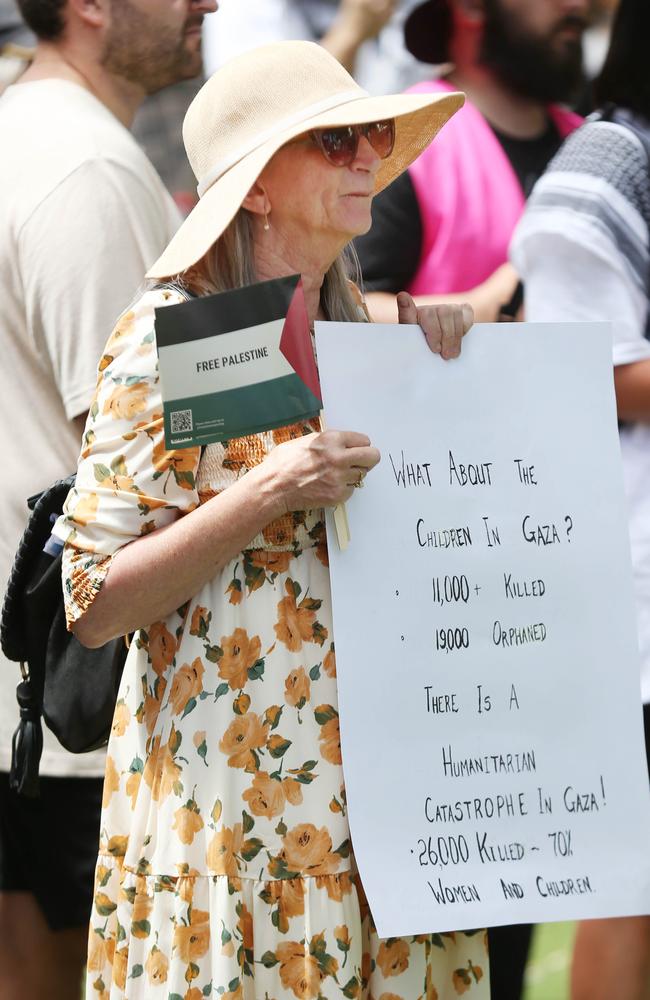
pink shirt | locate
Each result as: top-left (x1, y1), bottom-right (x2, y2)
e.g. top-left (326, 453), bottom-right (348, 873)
top-left (406, 79), bottom-right (582, 295)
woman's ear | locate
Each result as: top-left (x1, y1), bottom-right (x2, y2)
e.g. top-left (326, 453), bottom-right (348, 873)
top-left (242, 180), bottom-right (270, 219)
top-left (67, 0), bottom-right (107, 30)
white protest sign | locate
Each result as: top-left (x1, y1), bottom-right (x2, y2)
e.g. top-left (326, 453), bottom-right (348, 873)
top-left (314, 320), bottom-right (650, 938)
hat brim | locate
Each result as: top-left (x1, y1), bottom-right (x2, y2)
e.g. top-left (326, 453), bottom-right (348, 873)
top-left (146, 89), bottom-right (464, 279)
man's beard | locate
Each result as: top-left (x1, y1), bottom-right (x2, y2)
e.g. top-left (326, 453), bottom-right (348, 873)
top-left (480, 0), bottom-right (586, 104)
top-left (102, 0), bottom-right (203, 94)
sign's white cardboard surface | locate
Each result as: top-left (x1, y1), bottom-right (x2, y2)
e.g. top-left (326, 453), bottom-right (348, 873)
top-left (315, 320), bottom-right (650, 938)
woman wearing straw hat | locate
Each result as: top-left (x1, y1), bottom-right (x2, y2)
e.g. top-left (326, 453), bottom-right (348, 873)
top-left (55, 40), bottom-right (487, 999)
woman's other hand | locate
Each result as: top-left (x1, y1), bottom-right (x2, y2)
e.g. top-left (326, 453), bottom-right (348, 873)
top-left (262, 429), bottom-right (381, 515)
top-left (397, 292), bottom-right (474, 360)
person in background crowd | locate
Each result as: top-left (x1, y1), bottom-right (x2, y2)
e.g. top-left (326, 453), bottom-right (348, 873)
top-left (0, 0), bottom-right (215, 996)
top-left (202, 0), bottom-right (431, 96)
top-left (0, 0), bottom-right (33, 94)
top-left (357, 8), bottom-right (586, 996)
top-left (133, 78), bottom-right (204, 215)
top-left (355, 0), bottom-right (587, 324)
top-left (583, 0), bottom-right (618, 80)
top-left (575, 0), bottom-right (620, 113)
top-left (511, 0), bottom-right (650, 996)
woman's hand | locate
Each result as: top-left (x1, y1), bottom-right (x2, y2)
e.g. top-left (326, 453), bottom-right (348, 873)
top-left (397, 292), bottom-right (474, 359)
top-left (261, 429), bottom-right (381, 515)
top-left (337, 0), bottom-right (396, 41)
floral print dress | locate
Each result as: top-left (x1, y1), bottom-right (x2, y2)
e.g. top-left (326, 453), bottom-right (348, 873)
top-left (56, 288), bottom-right (489, 1000)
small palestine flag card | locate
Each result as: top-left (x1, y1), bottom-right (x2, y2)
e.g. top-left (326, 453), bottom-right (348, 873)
top-left (155, 274), bottom-right (322, 449)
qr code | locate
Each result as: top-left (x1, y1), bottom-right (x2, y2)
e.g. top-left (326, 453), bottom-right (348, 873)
top-left (170, 408), bottom-right (193, 434)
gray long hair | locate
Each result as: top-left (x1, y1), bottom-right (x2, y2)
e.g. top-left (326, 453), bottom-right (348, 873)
top-left (156, 208), bottom-right (365, 323)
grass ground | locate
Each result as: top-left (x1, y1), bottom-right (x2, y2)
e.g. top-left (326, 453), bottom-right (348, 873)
top-left (522, 922), bottom-right (576, 1000)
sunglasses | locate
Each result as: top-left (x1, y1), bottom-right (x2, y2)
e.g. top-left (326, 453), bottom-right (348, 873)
top-left (309, 119), bottom-right (396, 167)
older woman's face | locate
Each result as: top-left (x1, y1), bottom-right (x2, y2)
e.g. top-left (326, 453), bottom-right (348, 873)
top-left (258, 132), bottom-right (382, 251)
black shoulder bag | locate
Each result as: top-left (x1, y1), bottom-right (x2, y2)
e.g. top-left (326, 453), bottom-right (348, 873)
top-left (1, 475), bottom-right (127, 797)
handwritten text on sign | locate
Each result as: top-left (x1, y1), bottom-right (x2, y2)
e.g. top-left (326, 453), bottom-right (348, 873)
top-left (314, 321), bottom-right (650, 938)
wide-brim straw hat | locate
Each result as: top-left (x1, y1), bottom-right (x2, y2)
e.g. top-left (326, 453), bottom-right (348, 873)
top-left (147, 40), bottom-right (463, 279)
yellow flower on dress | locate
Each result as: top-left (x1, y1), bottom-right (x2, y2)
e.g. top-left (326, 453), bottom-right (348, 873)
top-left (151, 435), bottom-right (199, 490)
top-left (147, 621), bottom-right (177, 676)
top-left (218, 628), bottom-right (262, 690)
top-left (103, 382), bottom-right (149, 421)
top-left (222, 434), bottom-right (267, 471)
top-left (283, 777), bottom-right (304, 806)
top-left (112, 948), bottom-right (129, 990)
top-left (276, 940), bottom-right (322, 999)
top-left (173, 907), bottom-right (210, 963)
top-left (267, 877), bottom-right (305, 933)
top-left (169, 657), bottom-right (205, 715)
top-left (274, 579), bottom-right (327, 651)
top-left (242, 771), bottom-right (286, 819)
top-left (425, 963), bottom-right (440, 1000)
top-left (131, 888), bottom-right (153, 938)
top-left (126, 771), bottom-right (142, 810)
top-left (377, 939), bottom-right (410, 979)
top-left (281, 823), bottom-right (336, 876)
top-left (106, 834), bottom-right (128, 858)
top-left (275, 580), bottom-right (316, 651)
top-left (172, 802), bottom-right (204, 845)
top-left (142, 734), bottom-right (181, 803)
top-left (319, 716), bottom-right (341, 765)
top-left (111, 700), bottom-right (130, 737)
top-left (248, 549), bottom-right (293, 574)
top-left (72, 493), bottom-right (99, 526)
top-left (218, 713), bottom-right (268, 770)
top-left (238, 901), bottom-right (254, 952)
top-left (262, 516), bottom-right (293, 547)
top-left (452, 962), bottom-right (483, 994)
top-left (87, 928), bottom-right (115, 972)
top-left (206, 823), bottom-right (244, 875)
top-left (144, 945), bottom-right (169, 986)
top-left (222, 985), bottom-right (244, 1000)
top-left (140, 676), bottom-right (165, 737)
top-left (285, 667), bottom-right (310, 709)
top-left (189, 604), bottom-right (211, 637)
top-left (102, 755), bottom-right (120, 808)
top-left (314, 871), bottom-right (354, 902)
top-left (323, 645), bottom-right (336, 678)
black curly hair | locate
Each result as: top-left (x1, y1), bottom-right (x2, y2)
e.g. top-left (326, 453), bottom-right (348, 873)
top-left (595, 0), bottom-right (650, 118)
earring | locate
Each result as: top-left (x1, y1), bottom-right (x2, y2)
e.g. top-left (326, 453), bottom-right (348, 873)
top-left (263, 209), bottom-right (271, 232)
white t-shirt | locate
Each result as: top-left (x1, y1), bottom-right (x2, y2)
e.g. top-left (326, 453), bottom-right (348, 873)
top-left (0, 79), bottom-right (181, 776)
top-left (511, 118), bottom-right (650, 704)
top-left (202, 0), bottom-right (431, 96)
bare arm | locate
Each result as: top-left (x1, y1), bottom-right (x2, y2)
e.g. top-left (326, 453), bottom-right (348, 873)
top-left (73, 302), bottom-right (471, 649)
top-left (614, 359), bottom-right (650, 423)
top-left (320, 0), bottom-right (395, 73)
top-left (366, 263), bottom-right (520, 325)
top-left (73, 431), bottom-right (379, 648)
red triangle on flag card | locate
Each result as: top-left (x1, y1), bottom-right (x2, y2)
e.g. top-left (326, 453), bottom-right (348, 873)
top-left (279, 277), bottom-right (322, 403)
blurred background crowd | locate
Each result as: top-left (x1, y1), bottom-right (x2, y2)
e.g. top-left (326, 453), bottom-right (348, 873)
top-left (1, 1), bottom-right (648, 999)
